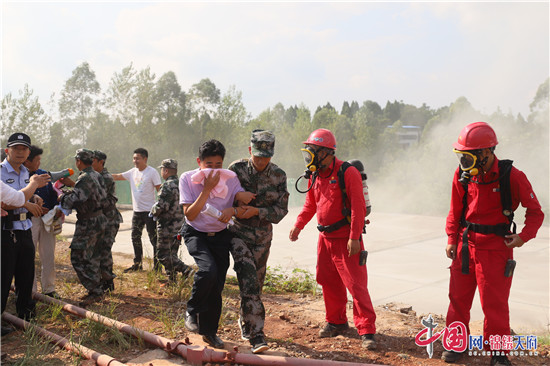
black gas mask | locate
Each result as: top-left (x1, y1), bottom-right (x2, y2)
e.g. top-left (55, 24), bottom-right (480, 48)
top-left (295, 146), bottom-right (333, 193)
top-left (301, 145), bottom-right (333, 173)
top-left (454, 149), bottom-right (488, 184)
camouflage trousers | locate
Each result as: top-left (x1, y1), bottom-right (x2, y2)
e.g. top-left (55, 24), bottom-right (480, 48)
top-left (98, 220), bottom-right (120, 285)
top-left (157, 220), bottom-right (188, 275)
top-left (230, 229), bottom-right (272, 339)
top-left (70, 215), bottom-right (106, 296)
top-left (131, 211), bottom-right (157, 265)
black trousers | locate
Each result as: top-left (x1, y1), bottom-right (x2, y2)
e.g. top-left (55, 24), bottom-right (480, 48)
top-left (1, 229), bottom-right (36, 319)
top-left (131, 211), bottom-right (157, 264)
top-left (182, 224), bottom-right (231, 335)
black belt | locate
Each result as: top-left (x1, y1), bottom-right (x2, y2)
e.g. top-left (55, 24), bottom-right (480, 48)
top-left (185, 224), bottom-right (228, 237)
top-left (77, 210), bottom-right (102, 220)
top-left (317, 218), bottom-right (349, 233)
top-left (466, 222), bottom-right (511, 236)
top-left (461, 221), bottom-right (514, 275)
top-left (11, 212), bottom-right (32, 221)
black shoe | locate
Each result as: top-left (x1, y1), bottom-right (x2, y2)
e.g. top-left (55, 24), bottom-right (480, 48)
top-left (1, 326), bottom-right (13, 336)
top-left (442, 350), bottom-right (463, 363)
top-left (101, 281), bottom-right (114, 293)
top-left (491, 355), bottom-right (512, 366)
top-left (166, 272), bottom-right (177, 283)
top-left (44, 291), bottom-right (61, 300)
top-left (18, 304), bottom-right (36, 321)
top-left (185, 312), bottom-right (198, 333)
top-left (250, 335), bottom-right (269, 354)
top-left (319, 322), bottom-right (349, 338)
top-left (124, 263), bottom-right (143, 273)
top-left (78, 293), bottom-right (104, 308)
top-left (360, 333), bottom-right (377, 350)
top-left (202, 334), bottom-right (224, 349)
top-left (154, 262), bottom-right (163, 272)
top-left (181, 265), bottom-right (195, 279)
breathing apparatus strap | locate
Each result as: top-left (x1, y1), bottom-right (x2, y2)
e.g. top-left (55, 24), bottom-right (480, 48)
top-left (317, 161), bottom-right (361, 234)
top-left (338, 162), bottom-right (352, 220)
top-left (459, 159), bottom-right (515, 275)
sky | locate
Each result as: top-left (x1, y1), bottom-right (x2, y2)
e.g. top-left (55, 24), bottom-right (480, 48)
top-left (1, 1), bottom-right (549, 119)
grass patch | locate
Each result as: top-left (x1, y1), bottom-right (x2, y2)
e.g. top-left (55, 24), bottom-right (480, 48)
top-left (11, 325), bottom-right (60, 366)
top-left (263, 266), bottom-right (319, 294)
top-left (538, 334), bottom-right (550, 346)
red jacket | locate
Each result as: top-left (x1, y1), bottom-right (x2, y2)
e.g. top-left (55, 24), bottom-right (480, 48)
top-left (446, 156), bottom-right (544, 249)
top-left (295, 158), bottom-right (366, 240)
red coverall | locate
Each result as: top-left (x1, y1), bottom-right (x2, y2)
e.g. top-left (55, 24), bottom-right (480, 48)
top-left (445, 156), bottom-right (544, 343)
top-left (294, 158), bottom-right (376, 335)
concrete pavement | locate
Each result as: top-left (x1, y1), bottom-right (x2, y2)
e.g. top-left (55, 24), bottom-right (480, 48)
top-left (61, 207), bottom-right (549, 333)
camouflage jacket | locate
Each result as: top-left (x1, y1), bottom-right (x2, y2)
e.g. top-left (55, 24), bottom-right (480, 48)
top-left (150, 175), bottom-right (184, 225)
top-left (228, 158), bottom-right (289, 231)
top-left (60, 166), bottom-right (108, 217)
top-left (100, 167), bottom-right (122, 223)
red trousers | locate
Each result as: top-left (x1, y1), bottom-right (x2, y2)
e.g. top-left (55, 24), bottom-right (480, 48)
top-left (316, 235), bottom-right (376, 335)
top-left (446, 241), bottom-right (513, 344)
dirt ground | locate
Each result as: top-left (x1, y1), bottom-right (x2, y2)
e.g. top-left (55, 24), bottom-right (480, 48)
top-left (1, 239), bottom-right (549, 366)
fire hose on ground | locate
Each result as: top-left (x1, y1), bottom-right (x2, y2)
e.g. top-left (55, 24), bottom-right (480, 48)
top-left (1, 312), bottom-right (127, 366)
top-left (31, 292), bottom-right (383, 366)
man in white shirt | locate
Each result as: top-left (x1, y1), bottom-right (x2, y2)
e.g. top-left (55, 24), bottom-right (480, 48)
top-left (113, 148), bottom-right (161, 272)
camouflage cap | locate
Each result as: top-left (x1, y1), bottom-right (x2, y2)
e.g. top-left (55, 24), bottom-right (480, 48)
top-left (93, 150), bottom-right (107, 161)
top-left (158, 158), bottom-right (177, 170)
top-left (250, 129), bottom-right (275, 158)
top-left (74, 148), bottom-right (94, 163)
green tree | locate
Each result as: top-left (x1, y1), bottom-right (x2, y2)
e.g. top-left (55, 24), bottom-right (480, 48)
top-left (58, 62), bottom-right (100, 145)
top-left (103, 63), bottom-right (138, 126)
top-left (312, 104), bottom-right (339, 131)
top-left (210, 85), bottom-right (250, 163)
top-left (188, 78), bottom-right (221, 144)
top-left (284, 105), bottom-right (298, 128)
top-left (384, 100), bottom-right (402, 123)
top-left (40, 122), bottom-right (75, 171)
top-left (1, 84), bottom-right (51, 145)
top-left (529, 77), bottom-right (549, 116)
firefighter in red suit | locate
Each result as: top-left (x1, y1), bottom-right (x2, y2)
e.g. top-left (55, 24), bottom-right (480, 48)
top-left (289, 128), bottom-right (377, 350)
top-left (442, 122), bottom-right (544, 366)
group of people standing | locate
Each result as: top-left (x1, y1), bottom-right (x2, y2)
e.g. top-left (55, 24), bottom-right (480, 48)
top-left (1, 121), bottom-right (544, 366)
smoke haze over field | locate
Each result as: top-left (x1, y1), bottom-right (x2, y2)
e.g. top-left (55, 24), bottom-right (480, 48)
top-left (370, 107), bottom-right (549, 220)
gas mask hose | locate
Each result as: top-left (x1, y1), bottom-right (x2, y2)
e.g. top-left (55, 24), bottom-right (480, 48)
top-left (295, 170), bottom-right (317, 193)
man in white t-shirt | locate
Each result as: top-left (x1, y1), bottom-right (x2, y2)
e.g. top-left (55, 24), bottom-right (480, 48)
top-left (113, 148), bottom-right (161, 272)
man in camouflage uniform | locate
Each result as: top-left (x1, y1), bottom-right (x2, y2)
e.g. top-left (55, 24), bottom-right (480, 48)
top-left (229, 129), bottom-right (289, 354)
top-left (59, 149), bottom-right (107, 307)
top-left (92, 150), bottom-right (123, 293)
top-left (150, 159), bottom-right (192, 282)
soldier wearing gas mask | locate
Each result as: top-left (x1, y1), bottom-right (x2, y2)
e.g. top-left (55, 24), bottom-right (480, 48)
top-left (443, 122), bottom-right (544, 366)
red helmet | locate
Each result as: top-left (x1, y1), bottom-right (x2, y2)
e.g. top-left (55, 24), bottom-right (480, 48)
top-left (453, 122), bottom-right (498, 151)
top-left (303, 128), bottom-right (336, 150)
